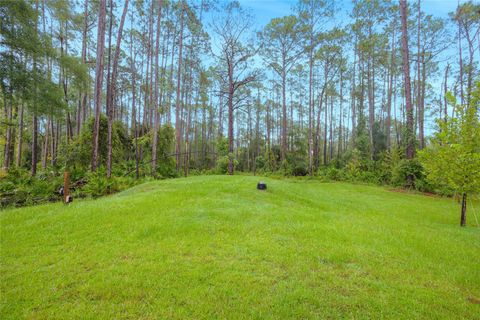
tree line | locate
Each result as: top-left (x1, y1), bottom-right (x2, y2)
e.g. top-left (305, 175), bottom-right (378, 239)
top-left (1, 0), bottom-right (479, 222)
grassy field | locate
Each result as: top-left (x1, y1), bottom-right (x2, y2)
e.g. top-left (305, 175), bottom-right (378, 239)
top-left (1, 175), bottom-right (479, 319)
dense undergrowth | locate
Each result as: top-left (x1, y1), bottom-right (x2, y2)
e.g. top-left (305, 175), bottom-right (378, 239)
top-left (0, 151), bottom-right (455, 209)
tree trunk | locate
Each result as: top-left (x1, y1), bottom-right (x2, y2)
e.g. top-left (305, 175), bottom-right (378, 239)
top-left (416, 0), bottom-right (423, 149)
top-left (31, 0), bottom-right (40, 176)
top-left (16, 103), bottom-right (24, 167)
top-left (31, 114), bottom-right (38, 176)
top-left (281, 61), bottom-right (287, 162)
top-left (458, 6), bottom-right (464, 106)
top-left (218, 90), bottom-right (223, 137)
top-left (174, 1), bottom-right (185, 170)
top-left (387, 26), bottom-right (395, 150)
top-left (351, 36), bottom-right (357, 144)
top-left (130, 17), bottom-right (139, 179)
top-left (308, 39), bottom-right (314, 175)
top-left (227, 64), bottom-right (234, 175)
top-left (419, 48), bottom-right (426, 149)
top-left (329, 95), bottom-right (333, 162)
top-left (77, 0), bottom-right (89, 136)
top-left (464, 26), bottom-right (474, 106)
top-left (3, 96), bottom-right (12, 170)
top-left (150, 0), bottom-right (164, 175)
top-left (92, 0), bottom-right (107, 171)
top-left (105, 0), bottom-right (113, 172)
top-left (400, 0), bottom-right (415, 162)
top-left (42, 117), bottom-right (50, 169)
top-left (107, 0), bottom-right (129, 178)
top-left (367, 52), bottom-right (374, 159)
top-left (50, 119), bottom-right (55, 166)
top-left (443, 63), bottom-right (449, 122)
top-left (461, 193), bottom-right (467, 227)
top-left (143, 7), bottom-right (153, 132)
top-left (323, 94), bottom-right (328, 165)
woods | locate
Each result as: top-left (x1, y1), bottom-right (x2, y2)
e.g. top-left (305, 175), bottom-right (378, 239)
top-left (1, 0), bottom-right (479, 222)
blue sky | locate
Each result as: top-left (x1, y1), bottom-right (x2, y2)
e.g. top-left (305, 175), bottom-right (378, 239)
top-left (237, 0), bottom-right (470, 29)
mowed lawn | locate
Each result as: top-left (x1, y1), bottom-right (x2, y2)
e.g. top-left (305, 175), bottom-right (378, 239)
top-left (1, 175), bottom-right (479, 319)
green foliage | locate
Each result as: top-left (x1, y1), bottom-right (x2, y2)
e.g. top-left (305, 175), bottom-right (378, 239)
top-left (419, 83), bottom-right (480, 197)
top-left (81, 170), bottom-right (117, 198)
top-left (0, 166), bottom-right (141, 208)
top-left (279, 151), bottom-right (308, 177)
top-left (264, 146), bottom-right (280, 172)
top-left (216, 137), bottom-right (229, 157)
top-left (216, 153), bottom-right (238, 174)
top-left (0, 167), bottom-right (62, 207)
top-left (255, 156), bottom-right (266, 171)
top-left (80, 169), bottom-right (138, 199)
top-left (0, 0), bottom-right (88, 119)
top-left (379, 147), bottom-right (404, 184)
top-left (344, 149), bottom-right (362, 180)
top-left (65, 116), bottom-right (132, 170)
top-left (354, 113), bottom-right (372, 164)
top-left (64, 115), bottom-right (109, 169)
top-left (291, 161), bottom-right (308, 176)
top-left (391, 158), bottom-right (425, 189)
top-left (154, 124), bottom-right (176, 178)
top-left (322, 166), bottom-right (343, 181)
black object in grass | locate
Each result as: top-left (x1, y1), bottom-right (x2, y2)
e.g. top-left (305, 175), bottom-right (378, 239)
top-left (257, 182), bottom-right (267, 190)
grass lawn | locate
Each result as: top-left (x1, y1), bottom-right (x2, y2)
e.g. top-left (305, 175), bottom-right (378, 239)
top-left (1, 175), bottom-right (479, 319)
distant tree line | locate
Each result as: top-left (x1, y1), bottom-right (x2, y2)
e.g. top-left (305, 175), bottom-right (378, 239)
top-left (1, 0), bottom-right (479, 223)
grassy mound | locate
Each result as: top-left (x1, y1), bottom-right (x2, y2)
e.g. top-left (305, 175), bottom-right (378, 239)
top-left (1, 175), bottom-right (479, 319)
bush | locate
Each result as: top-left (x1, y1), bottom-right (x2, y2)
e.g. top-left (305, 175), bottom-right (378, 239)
top-left (0, 168), bottom-right (62, 207)
top-left (81, 169), bottom-right (139, 198)
top-left (391, 158), bottom-right (425, 189)
top-left (379, 147), bottom-right (403, 184)
top-left (216, 153), bottom-right (238, 174)
top-left (326, 166), bottom-right (343, 181)
top-left (255, 156), bottom-right (266, 171)
top-left (292, 162), bottom-right (307, 176)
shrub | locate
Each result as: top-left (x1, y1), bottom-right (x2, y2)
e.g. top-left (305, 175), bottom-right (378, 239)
top-left (81, 169), bottom-right (139, 198)
top-left (255, 156), bottom-right (266, 171)
top-left (0, 168), bottom-right (62, 207)
top-left (326, 166), bottom-right (343, 181)
top-left (391, 158), bottom-right (425, 189)
top-left (216, 153), bottom-right (238, 174)
top-left (292, 162), bottom-right (307, 176)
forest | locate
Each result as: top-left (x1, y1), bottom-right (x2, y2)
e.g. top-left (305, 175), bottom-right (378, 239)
top-left (1, 0), bottom-right (479, 218)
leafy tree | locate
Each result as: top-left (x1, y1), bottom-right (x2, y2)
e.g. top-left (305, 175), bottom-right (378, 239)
top-left (419, 82), bottom-right (480, 226)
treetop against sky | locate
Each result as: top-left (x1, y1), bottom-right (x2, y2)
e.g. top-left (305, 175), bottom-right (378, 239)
top-left (237, 0), bottom-right (468, 29)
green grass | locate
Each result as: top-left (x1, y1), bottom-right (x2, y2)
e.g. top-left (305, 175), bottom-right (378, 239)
top-left (1, 175), bottom-right (479, 319)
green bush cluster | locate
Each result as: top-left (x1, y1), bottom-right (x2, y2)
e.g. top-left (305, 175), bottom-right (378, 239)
top-left (0, 166), bottom-right (143, 208)
top-left (0, 168), bottom-right (62, 207)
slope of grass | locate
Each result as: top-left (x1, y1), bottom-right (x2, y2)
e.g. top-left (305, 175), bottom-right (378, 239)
top-left (1, 175), bottom-right (479, 319)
